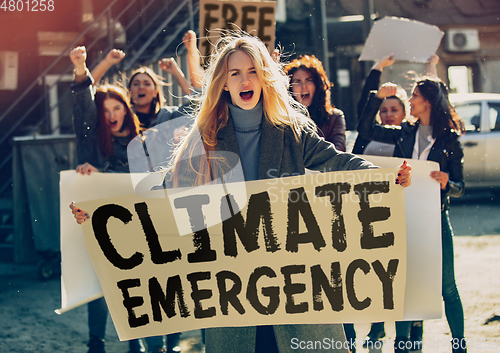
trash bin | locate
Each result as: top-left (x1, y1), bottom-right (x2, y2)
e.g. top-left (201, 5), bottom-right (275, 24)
top-left (13, 134), bottom-right (78, 279)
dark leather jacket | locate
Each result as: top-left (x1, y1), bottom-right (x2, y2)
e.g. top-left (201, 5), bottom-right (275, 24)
top-left (71, 75), bottom-right (132, 172)
top-left (71, 75), bottom-right (191, 173)
top-left (358, 92), bottom-right (465, 210)
top-left (352, 69), bottom-right (382, 154)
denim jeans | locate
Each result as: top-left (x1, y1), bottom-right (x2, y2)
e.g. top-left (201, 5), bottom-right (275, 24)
top-left (396, 210), bottom-right (464, 339)
top-left (441, 210), bottom-right (464, 338)
top-left (144, 333), bottom-right (181, 350)
top-left (88, 297), bottom-right (171, 349)
top-left (88, 297), bottom-right (107, 340)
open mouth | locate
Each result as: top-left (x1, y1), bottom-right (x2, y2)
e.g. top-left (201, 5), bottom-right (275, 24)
top-left (138, 94), bottom-right (146, 98)
top-left (109, 120), bottom-right (118, 128)
top-left (240, 90), bottom-right (254, 101)
top-left (301, 93), bottom-right (310, 100)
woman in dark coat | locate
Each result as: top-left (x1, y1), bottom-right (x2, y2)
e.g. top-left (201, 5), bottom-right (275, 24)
top-left (357, 77), bottom-right (466, 353)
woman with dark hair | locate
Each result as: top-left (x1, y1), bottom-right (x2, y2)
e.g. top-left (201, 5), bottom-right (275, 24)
top-left (70, 46), bottom-right (177, 353)
top-left (73, 78), bottom-right (142, 174)
top-left (91, 48), bottom-right (193, 130)
top-left (348, 54), bottom-right (420, 351)
top-left (357, 77), bottom-right (466, 353)
top-left (284, 55), bottom-right (346, 151)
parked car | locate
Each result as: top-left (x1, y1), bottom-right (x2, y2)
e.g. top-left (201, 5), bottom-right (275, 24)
top-left (346, 93), bottom-right (500, 194)
top-left (450, 93), bottom-right (500, 192)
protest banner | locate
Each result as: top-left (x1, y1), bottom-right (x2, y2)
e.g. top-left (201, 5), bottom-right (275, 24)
top-left (74, 168), bottom-right (407, 340)
top-left (199, 0), bottom-right (276, 58)
top-left (359, 16), bottom-right (444, 62)
top-left (57, 158), bottom-right (443, 322)
top-left (361, 156), bottom-right (443, 320)
top-left (56, 172), bottom-right (138, 313)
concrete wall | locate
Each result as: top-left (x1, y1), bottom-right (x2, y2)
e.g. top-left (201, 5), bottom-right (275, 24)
top-left (482, 60), bottom-right (500, 94)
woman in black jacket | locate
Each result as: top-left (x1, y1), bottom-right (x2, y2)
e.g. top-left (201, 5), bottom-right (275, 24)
top-left (70, 46), bottom-right (179, 353)
top-left (358, 77), bottom-right (466, 353)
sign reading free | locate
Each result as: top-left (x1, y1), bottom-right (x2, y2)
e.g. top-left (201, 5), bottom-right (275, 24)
top-left (199, 0), bottom-right (276, 58)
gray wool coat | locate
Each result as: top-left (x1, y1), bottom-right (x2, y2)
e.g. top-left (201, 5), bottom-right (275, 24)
top-left (169, 115), bottom-right (375, 187)
top-left (165, 115), bottom-right (376, 353)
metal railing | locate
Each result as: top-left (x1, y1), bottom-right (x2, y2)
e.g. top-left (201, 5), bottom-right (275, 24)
top-left (0, 0), bottom-right (197, 197)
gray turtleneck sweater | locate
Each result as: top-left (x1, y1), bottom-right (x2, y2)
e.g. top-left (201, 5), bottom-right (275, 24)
top-left (228, 99), bottom-right (263, 181)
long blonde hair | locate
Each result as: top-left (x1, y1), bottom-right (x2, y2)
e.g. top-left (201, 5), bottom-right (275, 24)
top-left (171, 34), bottom-right (308, 186)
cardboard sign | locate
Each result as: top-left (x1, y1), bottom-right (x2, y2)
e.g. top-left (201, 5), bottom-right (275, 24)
top-left (359, 16), bottom-right (444, 63)
top-left (361, 156), bottom-right (443, 320)
top-left (199, 0), bottom-right (276, 58)
top-left (57, 158), bottom-right (442, 326)
top-left (75, 168), bottom-right (407, 340)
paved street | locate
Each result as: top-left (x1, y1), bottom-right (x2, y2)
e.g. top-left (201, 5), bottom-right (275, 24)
top-left (449, 191), bottom-right (500, 236)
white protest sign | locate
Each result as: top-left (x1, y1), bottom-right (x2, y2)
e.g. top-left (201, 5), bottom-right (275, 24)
top-left (361, 156), bottom-right (443, 320)
top-left (76, 168), bottom-right (407, 340)
top-left (199, 0), bottom-right (276, 58)
top-left (58, 158), bottom-right (442, 325)
top-left (56, 171), bottom-right (138, 313)
top-left (359, 16), bottom-right (444, 63)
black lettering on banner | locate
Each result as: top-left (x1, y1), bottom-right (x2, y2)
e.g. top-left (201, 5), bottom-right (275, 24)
top-left (92, 204), bottom-right (143, 270)
top-left (117, 278), bottom-right (149, 328)
top-left (257, 7), bottom-right (274, 43)
top-left (149, 275), bottom-right (190, 322)
top-left (353, 182), bottom-right (394, 249)
top-left (372, 259), bottom-right (399, 310)
top-left (286, 187), bottom-right (326, 253)
top-left (315, 183), bottom-right (351, 252)
top-left (216, 270), bottom-right (245, 315)
top-left (346, 259), bottom-right (371, 310)
top-left (241, 5), bottom-right (257, 32)
top-left (281, 265), bottom-right (308, 314)
top-left (310, 263), bottom-right (343, 312)
top-left (247, 266), bottom-right (280, 315)
top-left (202, 4), bottom-right (220, 56)
top-left (187, 271), bottom-right (216, 319)
top-left (174, 195), bottom-right (217, 263)
top-left (222, 192), bottom-right (279, 257)
top-left (222, 3), bottom-right (238, 30)
top-left (134, 202), bottom-right (182, 265)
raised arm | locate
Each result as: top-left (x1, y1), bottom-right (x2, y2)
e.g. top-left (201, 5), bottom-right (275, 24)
top-left (357, 83), bottom-right (402, 145)
top-left (70, 47), bottom-right (99, 165)
top-left (182, 30), bottom-right (205, 90)
top-left (372, 53), bottom-right (395, 73)
top-left (70, 46), bottom-right (89, 83)
top-left (159, 57), bottom-right (193, 96)
top-left (357, 54), bottom-right (395, 118)
top-left (90, 49), bottom-right (125, 85)
top-left (426, 54), bottom-right (439, 78)
top-left (70, 46), bottom-right (97, 139)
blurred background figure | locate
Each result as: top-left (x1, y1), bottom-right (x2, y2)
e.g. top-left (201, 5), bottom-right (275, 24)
top-left (70, 46), bottom-right (146, 353)
top-left (357, 55), bottom-right (467, 352)
top-left (70, 46), bottom-right (183, 353)
top-left (284, 55), bottom-right (347, 152)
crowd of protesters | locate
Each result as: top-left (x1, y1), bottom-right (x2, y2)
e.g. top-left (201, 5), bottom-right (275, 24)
top-left (68, 28), bottom-right (465, 353)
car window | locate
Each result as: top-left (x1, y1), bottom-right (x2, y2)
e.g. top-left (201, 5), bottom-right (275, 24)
top-left (488, 103), bottom-right (500, 132)
top-left (455, 103), bottom-right (481, 133)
